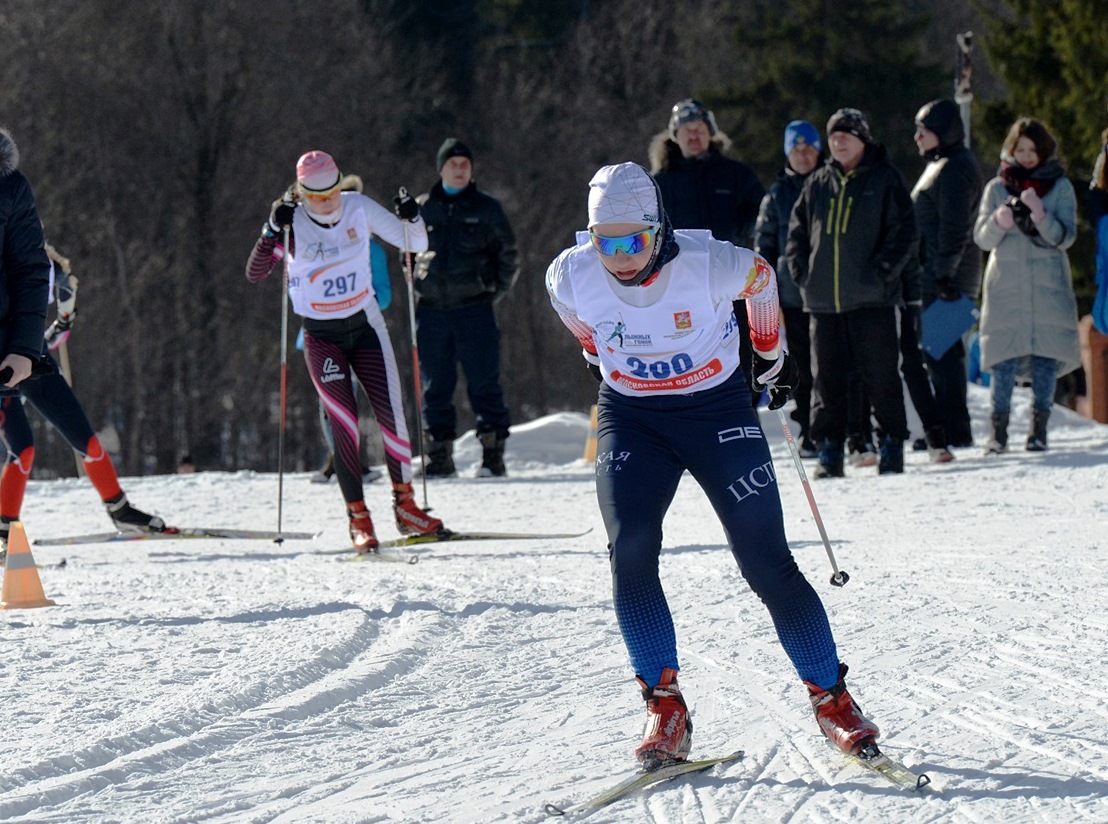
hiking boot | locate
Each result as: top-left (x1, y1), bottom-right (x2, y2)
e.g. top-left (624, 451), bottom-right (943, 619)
top-left (847, 434), bottom-right (878, 467)
top-left (105, 493), bottom-right (166, 533)
top-left (814, 439), bottom-right (844, 479)
top-left (985, 412), bottom-right (1009, 455)
top-left (925, 425), bottom-right (954, 463)
top-left (422, 437), bottom-right (456, 478)
top-left (877, 436), bottom-right (904, 474)
top-left (634, 668), bottom-right (693, 769)
top-left (1026, 409), bottom-right (1050, 452)
top-left (803, 663), bottom-right (880, 755)
top-left (347, 501), bottom-right (378, 553)
top-left (393, 482), bottom-right (445, 536)
top-left (477, 431), bottom-right (507, 478)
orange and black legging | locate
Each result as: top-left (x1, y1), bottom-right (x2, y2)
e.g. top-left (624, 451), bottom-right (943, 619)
top-left (0, 353), bottom-right (123, 520)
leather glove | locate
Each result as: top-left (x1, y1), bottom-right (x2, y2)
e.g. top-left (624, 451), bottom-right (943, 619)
top-left (394, 187), bottom-right (420, 222)
top-left (751, 348), bottom-right (799, 410)
top-left (1020, 188), bottom-right (1046, 223)
top-left (937, 277), bottom-right (961, 302)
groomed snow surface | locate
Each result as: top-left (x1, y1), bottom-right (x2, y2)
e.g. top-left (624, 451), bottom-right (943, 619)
top-left (3, 384), bottom-right (1107, 823)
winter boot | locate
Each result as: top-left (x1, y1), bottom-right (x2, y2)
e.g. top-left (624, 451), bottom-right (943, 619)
top-left (105, 492), bottom-right (167, 533)
top-left (346, 500), bottom-right (378, 553)
top-left (847, 433), bottom-right (878, 468)
top-left (477, 431), bottom-right (507, 478)
top-left (1026, 409), bottom-right (1050, 452)
top-left (925, 425), bottom-right (954, 463)
top-left (984, 412), bottom-right (1009, 455)
top-left (877, 436), bottom-right (904, 475)
top-left (311, 454), bottom-right (336, 484)
top-left (803, 663), bottom-right (880, 755)
top-left (814, 438), bottom-right (845, 479)
top-left (421, 437), bottom-right (456, 478)
top-left (393, 482), bottom-right (446, 536)
top-left (634, 668), bottom-right (693, 769)
top-left (798, 435), bottom-right (819, 459)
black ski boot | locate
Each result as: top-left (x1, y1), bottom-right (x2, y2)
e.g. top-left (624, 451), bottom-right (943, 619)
top-left (1026, 408), bottom-right (1050, 452)
top-left (422, 436), bottom-right (456, 478)
top-left (477, 432), bottom-right (507, 478)
top-left (105, 492), bottom-right (167, 533)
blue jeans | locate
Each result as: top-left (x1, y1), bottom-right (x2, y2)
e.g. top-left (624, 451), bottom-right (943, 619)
top-left (989, 356), bottom-right (1056, 415)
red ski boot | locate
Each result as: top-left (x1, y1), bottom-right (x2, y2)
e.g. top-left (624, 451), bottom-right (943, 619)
top-left (347, 501), bottom-right (378, 553)
top-left (392, 482), bottom-right (445, 536)
top-left (803, 663), bottom-right (880, 755)
top-left (634, 667), bottom-right (693, 769)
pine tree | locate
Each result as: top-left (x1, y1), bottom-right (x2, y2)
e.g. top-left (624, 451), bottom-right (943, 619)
top-left (707, 0), bottom-right (944, 178)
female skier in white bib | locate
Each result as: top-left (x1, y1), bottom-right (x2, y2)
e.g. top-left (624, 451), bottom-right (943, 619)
top-left (546, 162), bottom-right (878, 767)
top-left (247, 151), bottom-right (446, 552)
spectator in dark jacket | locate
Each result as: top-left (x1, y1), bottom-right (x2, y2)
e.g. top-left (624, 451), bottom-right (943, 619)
top-left (0, 127), bottom-right (49, 391)
top-left (911, 98), bottom-right (984, 448)
top-left (416, 138), bottom-right (519, 478)
top-left (786, 108), bottom-right (917, 477)
top-left (755, 120), bottom-right (822, 456)
top-left (650, 98), bottom-right (766, 402)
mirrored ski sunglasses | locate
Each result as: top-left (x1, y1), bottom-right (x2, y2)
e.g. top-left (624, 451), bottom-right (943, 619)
top-left (301, 183), bottom-right (342, 202)
top-left (589, 226), bottom-right (657, 256)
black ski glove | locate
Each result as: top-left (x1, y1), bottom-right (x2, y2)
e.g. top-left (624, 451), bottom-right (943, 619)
top-left (751, 349), bottom-right (799, 410)
top-left (394, 187), bottom-right (420, 222)
top-left (936, 277), bottom-right (961, 302)
top-left (265, 196), bottom-right (296, 238)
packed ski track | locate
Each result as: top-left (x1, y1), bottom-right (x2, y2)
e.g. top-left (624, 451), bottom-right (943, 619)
top-left (3, 389), bottom-right (1108, 823)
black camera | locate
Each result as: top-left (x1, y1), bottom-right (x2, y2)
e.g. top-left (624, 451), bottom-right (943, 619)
top-left (1005, 195), bottom-right (1038, 236)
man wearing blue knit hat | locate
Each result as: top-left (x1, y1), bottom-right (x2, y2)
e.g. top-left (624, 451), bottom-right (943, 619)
top-left (755, 121), bottom-right (824, 456)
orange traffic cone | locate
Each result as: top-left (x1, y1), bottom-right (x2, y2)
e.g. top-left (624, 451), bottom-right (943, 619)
top-left (1, 520), bottom-right (57, 609)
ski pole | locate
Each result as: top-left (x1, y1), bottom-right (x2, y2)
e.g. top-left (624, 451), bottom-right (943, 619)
top-left (276, 226), bottom-right (291, 543)
top-left (776, 408), bottom-right (849, 587)
top-left (399, 190), bottom-right (429, 510)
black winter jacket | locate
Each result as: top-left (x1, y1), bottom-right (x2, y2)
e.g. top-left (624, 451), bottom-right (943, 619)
top-left (754, 167), bottom-right (809, 309)
top-left (912, 144), bottom-right (983, 304)
top-left (0, 128), bottom-right (50, 361)
top-left (786, 144), bottom-right (917, 314)
top-left (415, 181), bottom-right (518, 309)
top-left (651, 141), bottom-right (765, 245)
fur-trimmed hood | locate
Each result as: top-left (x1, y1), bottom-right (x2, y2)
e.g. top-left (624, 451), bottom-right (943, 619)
top-left (647, 129), bottom-right (733, 174)
top-left (0, 128), bottom-right (20, 177)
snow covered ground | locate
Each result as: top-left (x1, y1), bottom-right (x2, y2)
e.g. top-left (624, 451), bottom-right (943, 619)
top-left (3, 384), bottom-right (1108, 823)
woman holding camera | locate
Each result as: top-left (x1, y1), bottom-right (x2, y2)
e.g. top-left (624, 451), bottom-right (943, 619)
top-left (973, 117), bottom-right (1080, 454)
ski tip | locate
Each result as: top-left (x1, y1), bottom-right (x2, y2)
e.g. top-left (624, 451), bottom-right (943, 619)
top-left (915, 772), bottom-right (932, 790)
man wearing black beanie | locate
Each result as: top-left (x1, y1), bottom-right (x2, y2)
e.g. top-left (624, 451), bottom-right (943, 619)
top-left (786, 108), bottom-right (918, 477)
top-left (415, 138), bottom-right (518, 478)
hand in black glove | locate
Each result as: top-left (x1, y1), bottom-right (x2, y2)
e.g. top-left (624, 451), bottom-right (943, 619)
top-left (936, 277), bottom-right (961, 302)
top-left (267, 197), bottom-right (296, 237)
top-left (751, 349), bottom-right (800, 410)
top-left (394, 187), bottom-right (420, 222)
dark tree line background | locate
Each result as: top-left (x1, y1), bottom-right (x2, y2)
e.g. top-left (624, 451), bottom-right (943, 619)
top-left (2, 0), bottom-right (1105, 477)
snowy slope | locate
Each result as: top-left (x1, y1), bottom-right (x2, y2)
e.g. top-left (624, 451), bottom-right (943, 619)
top-left (2, 387), bottom-right (1108, 823)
